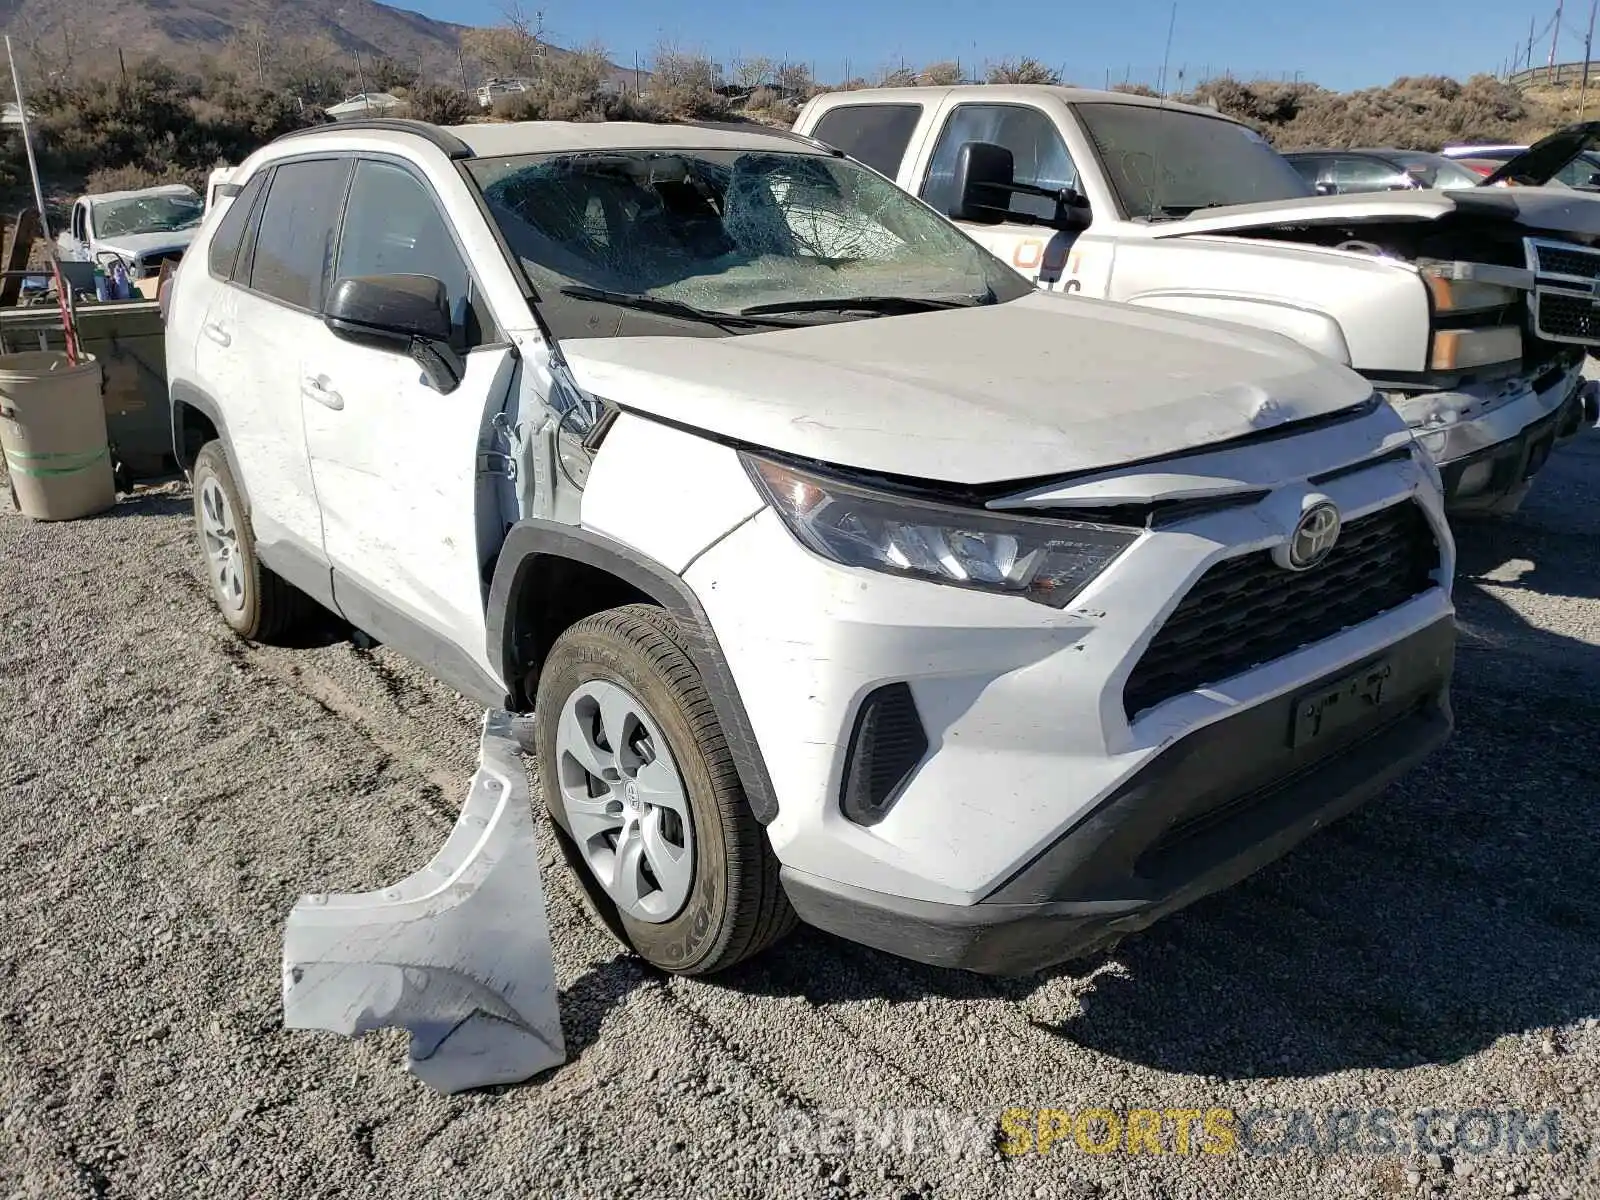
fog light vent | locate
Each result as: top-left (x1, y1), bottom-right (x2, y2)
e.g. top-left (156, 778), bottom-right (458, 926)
top-left (840, 683), bottom-right (928, 827)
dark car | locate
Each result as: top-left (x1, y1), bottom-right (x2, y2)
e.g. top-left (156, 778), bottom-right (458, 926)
top-left (1283, 148), bottom-right (1485, 195)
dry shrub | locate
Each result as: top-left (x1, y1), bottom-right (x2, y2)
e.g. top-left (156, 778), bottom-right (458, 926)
top-left (406, 83), bottom-right (474, 126)
top-left (84, 163), bottom-right (204, 194)
top-left (1176, 73), bottom-right (1535, 150)
top-left (649, 48), bottom-right (730, 120)
top-left (986, 58), bottom-right (1060, 85)
top-left (491, 49), bottom-right (663, 123)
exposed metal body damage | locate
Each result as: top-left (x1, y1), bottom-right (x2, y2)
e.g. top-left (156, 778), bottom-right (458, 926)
top-left (282, 709), bottom-right (565, 1094)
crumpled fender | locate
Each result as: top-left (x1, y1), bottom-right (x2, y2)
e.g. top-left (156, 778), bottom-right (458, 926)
top-left (282, 709), bottom-right (566, 1093)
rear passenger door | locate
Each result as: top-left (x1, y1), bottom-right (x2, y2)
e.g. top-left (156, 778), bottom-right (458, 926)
top-left (807, 102), bottom-right (927, 179)
top-left (299, 156), bottom-right (518, 697)
top-left (915, 101), bottom-right (1087, 291)
top-left (198, 156), bottom-right (350, 581)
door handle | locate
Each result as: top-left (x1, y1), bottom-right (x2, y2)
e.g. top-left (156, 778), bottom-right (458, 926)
top-left (201, 322), bottom-right (231, 347)
top-left (302, 375), bottom-right (344, 411)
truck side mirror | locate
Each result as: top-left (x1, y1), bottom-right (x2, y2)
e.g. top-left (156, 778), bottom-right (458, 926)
top-left (950, 141), bottom-right (1016, 224)
top-left (1314, 181), bottom-right (1338, 196)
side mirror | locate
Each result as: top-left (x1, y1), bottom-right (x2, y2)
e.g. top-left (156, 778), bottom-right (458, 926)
top-left (1314, 181), bottom-right (1338, 196)
top-left (1586, 172), bottom-right (1600, 188)
top-left (949, 140), bottom-right (1093, 229)
top-left (325, 273), bottom-right (463, 393)
top-left (949, 141), bottom-right (1017, 224)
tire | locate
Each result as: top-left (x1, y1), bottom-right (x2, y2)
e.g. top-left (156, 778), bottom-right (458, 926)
top-left (535, 603), bottom-right (795, 975)
top-left (190, 440), bottom-right (311, 642)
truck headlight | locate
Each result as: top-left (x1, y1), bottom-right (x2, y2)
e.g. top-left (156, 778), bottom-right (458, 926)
top-left (1424, 277), bottom-right (1520, 314)
top-left (744, 455), bottom-right (1139, 607)
top-left (1430, 327), bottom-right (1522, 371)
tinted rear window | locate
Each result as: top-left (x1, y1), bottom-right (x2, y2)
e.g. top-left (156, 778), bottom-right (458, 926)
top-left (810, 104), bottom-right (923, 178)
top-left (207, 172), bottom-right (267, 281)
top-left (248, 158), bottom-right (350, 311)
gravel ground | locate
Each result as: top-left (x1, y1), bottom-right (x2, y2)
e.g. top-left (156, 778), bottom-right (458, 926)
top-left (2, 428), bottom-right (1599, 1200)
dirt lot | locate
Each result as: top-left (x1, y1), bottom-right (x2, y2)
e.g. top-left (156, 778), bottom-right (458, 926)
top-left (2, 429), bottom-right (1599, 1200)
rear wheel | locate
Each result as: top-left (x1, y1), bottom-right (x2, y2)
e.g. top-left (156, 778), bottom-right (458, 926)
top-left (190, 441), bottom-right (311, 642)
top-left (535, 604), bottom-right (794, 975)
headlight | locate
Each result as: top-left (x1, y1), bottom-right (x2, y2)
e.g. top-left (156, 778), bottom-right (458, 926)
top-left (1430, 326), bottom-right (1522, 370)
top-left (1423, 276), bottom-right (1520, 313)
top-left (743, 455), bottom-right (1139, 608)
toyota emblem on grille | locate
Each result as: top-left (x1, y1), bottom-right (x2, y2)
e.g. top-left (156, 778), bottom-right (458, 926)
top-left (1281, 501), bottom-right (1342, 571)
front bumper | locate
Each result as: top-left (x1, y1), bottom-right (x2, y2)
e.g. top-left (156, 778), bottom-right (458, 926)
top-left (1399, 361), bottom-right (1588, 512)
top-left (684, 411), bottom-right (1453, 910)
top-left (1437, 380), bottom-right (1591, 513)
top-left (782, 618), bottom-right (1455, 975)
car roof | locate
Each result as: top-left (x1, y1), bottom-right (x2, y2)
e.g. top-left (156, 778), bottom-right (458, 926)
top-left (808, 83), bottom-right (1230, 122)
top-left (270, 117), bottom-right (834, 162)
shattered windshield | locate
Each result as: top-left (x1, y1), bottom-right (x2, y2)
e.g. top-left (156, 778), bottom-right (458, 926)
top-left (1072, 102), bottom-right (1313, 219)
top-left (467, 146), bottom-right (1030, 336)
top-left (92, 193), bottom-right (204, 239)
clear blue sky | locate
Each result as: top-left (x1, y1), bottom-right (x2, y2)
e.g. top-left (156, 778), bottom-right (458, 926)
top-left (405, 0), bottom-right (1575, 91)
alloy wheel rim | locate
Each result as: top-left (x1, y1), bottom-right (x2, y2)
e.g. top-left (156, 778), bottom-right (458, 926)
top-left (198, 475), bottom-right (246, 614)
top-left (555, 679), bottom-right (695, 923)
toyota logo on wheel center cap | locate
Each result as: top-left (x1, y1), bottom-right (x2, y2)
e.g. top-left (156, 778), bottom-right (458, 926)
top-left (1278, 500), bottom-right (1342, 572)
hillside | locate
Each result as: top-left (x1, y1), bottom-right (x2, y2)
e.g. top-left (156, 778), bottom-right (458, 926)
top-left (0, 0), bottom-right (632, 90)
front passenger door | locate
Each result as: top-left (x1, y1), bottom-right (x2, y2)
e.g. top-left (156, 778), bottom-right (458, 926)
top-left (300, 157), bottom-right (518, 696)
top-left (918, 102), bottom-right (1086, 291)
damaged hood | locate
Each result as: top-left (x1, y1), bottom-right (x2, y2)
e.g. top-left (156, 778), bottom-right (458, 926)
top-left (559, 291), bottom-right (1374, 485)
top-left (1145, 185), bottom-right (1600, 241)
top-left (1480, 121), bottom-right (1600, 187)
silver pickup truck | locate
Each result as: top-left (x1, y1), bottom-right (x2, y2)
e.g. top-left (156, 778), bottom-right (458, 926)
top-left (795, 86), bottom-right (1600, 514)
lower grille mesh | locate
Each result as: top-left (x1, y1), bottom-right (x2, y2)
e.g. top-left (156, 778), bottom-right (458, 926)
top-left (1534, 290), bottom-right (1600, 343)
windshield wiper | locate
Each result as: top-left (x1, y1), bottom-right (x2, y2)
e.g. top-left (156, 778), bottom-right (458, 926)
top-left (558, 285), bottom-right (802, 330)
top-left (739, 293), bottom-right (988, 317)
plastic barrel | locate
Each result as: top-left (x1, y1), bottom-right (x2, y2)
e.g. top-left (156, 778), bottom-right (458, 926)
top-left (0, 352), bottom-right (115, 521)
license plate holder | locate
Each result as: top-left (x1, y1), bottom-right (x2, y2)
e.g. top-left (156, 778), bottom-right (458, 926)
top-left (1289, 658), bottom-right (1394, 749)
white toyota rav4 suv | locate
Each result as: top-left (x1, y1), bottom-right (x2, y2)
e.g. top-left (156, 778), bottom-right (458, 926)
top-left (166, 117), bottom-right (1457, 976)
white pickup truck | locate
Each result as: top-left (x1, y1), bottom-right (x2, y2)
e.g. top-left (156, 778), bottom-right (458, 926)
top-left (56, 184), bottom-right (204, 280)
top-left (795, 85), bottom-right (1600, 514)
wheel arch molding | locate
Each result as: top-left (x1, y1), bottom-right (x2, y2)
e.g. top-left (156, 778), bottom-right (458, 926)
top-left (486, 519), bottom-right (780, 825)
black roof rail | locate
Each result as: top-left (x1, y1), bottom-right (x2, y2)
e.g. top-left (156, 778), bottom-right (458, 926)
top-left (273, 118), bottom-right (474, 159)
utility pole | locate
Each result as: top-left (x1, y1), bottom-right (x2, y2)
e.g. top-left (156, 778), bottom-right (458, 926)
top-left (255, 30), bottom-right (266, 87)
top-left (355, 50), bottom-right (370, 108)
top-left (1527, 15), bottom-right (1537, 71)
top-left (1551, 0), bottom-right (1565, 82)
top-left (117, 47), bottom-right (127, 86)
top-left (1581, 0), bottom-right (1598, 116)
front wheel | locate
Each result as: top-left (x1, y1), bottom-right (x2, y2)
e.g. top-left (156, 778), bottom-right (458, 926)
top-left (534, 604), bottom-right (794, 975)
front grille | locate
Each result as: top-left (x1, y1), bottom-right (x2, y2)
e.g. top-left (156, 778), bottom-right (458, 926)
top-left (1530, 241), bottom-right (1600, 280)
top-left (1533, 290), bottom-right (1600, 342)
top-left (1124, 501), bottom-right (1440, 719)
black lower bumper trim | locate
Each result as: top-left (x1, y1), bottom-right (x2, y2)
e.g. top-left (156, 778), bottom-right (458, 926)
top-left (783, 618), bottom-right (1455, 976)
